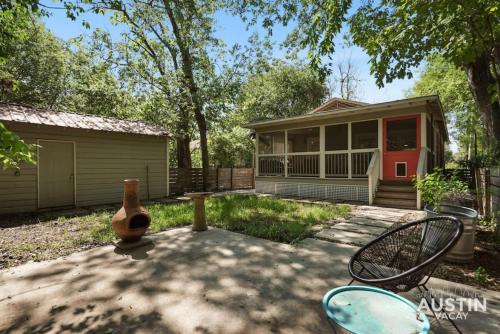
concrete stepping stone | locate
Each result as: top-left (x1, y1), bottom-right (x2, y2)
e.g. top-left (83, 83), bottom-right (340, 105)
top-left (331, 222), bottom-right (386, 236)
top-left (314, 229), bottom-right (376, 246)
top-left (347, 217), bottom-right (395, 229)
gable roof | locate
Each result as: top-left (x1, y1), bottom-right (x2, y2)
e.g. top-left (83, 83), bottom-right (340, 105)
top-left (308, 97), bottom-right (369, 114)
top-left (0, 103), bottom-right (171, 137)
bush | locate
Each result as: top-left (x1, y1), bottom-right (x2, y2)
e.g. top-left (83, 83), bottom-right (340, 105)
top-left (414, 168), bottom-right (469, 209)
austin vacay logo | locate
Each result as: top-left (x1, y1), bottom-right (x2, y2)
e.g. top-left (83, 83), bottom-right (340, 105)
top-left (414, 287), bottom-right (488, 320)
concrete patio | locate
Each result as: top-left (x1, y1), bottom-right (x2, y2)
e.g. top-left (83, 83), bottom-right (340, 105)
top-left (1, 227), bottom-right (499, 334)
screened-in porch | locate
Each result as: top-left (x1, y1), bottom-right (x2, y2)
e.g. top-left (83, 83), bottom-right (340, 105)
top-left (256, 120), bottom-right (379, 179)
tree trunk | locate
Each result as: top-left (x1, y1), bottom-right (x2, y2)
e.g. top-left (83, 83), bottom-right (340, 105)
top-left (164, 1), bottom-right (210, 191)
top-left (176, 134), bottom-right (192, 169)
top-left (465, 54), bottom-right (500, 150)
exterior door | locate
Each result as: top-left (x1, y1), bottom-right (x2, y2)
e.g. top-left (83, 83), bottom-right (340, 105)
top-left (383, 115), bottom-right (420, 181)
top-left (38, 140), bottom-right (75, 208)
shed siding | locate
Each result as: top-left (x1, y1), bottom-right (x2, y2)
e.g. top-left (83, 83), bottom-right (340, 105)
top-left (0, 123), bottom-right (169, 214)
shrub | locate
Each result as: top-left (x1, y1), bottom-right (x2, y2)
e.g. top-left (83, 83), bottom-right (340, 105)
top-left (414, 168), bottom-right (469, 210)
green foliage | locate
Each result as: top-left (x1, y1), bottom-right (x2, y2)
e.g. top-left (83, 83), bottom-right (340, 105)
top-left (0, 122), bottom-right (36, 170)
top-left (0, 21), bottom-right (70, 108)
top-left (474, 266), bottom-right (489, 284)
top-left (238, 62), bottom-right (327, 122)
top-left (0, 18), bottom-right (137, 117)
top-left (414, 168), bottom-right (469, 209)
top-left (209, 127), bottom-right (254, 167)
top-left (408, 56), bottom-right (482, 159)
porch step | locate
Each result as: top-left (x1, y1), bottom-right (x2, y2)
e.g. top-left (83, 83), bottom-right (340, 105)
top-left (375, 191), bottom-right (417, 200)
top-left (377, 185), bottom-right (415, 193)
top-left (373, 197), bottom-right (417, 209)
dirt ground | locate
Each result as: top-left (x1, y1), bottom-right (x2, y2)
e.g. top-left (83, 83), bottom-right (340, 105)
top-left (1, 206), bottom-right (499, 292)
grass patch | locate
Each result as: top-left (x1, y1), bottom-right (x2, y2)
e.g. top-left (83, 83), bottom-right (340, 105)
top-left (1, 195), bottom-right (350, 268)
top-left (80, 195), bottom-right (350, 244)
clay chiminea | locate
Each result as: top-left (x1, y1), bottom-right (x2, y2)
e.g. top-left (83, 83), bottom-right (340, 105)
top-left (112, 179), bottom-right (151, 242)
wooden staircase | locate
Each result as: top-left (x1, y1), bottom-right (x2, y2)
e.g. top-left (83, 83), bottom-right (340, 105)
top-left (373, 180), bottom-right (417, 209)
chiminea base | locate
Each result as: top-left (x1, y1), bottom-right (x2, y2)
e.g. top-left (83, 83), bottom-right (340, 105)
top-left (113, 237), bottom-right (153, 250)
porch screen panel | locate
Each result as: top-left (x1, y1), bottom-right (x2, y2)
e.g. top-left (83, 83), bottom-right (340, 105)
top-left (352, 120), bottom-right (378, 149)
top-left (258, 131), bottom-right (285, 176)
top-left (287, 127), bottom-right (319, 152)
top-left (325, 123), bottom-right (349, 178)
top-left (287, 127), bottom-right (320, 177)
top-left (325, 124), bottom-right (348, 151)
top-left (258, 131), bottom-right (284, 154)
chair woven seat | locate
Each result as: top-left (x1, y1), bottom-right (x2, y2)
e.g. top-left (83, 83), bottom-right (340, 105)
top-left (349, 216), bottom-right (463, 293)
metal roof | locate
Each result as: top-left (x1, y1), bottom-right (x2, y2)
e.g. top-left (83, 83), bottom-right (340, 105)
top-left (0, 103), bottom-right (171, 137)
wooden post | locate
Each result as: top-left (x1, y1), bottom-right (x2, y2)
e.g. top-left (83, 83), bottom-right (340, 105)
top-left (485, 168), bottom-right (491, 218)
top-left (230, 167), bottom-right (234, 190)
top-left (252, 168), bottom-right (255, 189)
top-left (216, 167), bottom-right (219, 191)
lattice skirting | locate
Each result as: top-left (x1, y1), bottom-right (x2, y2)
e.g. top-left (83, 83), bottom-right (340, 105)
top-left (255, 181), bottom-right (369, 203)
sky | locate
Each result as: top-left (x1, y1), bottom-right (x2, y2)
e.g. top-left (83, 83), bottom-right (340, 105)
top-left (41, 3), bottom-right (421, 104)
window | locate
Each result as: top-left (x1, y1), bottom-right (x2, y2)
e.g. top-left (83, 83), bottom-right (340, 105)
top-left (387, 118), bottom-right (417, 151)
top-left (258, 132), bottom-right (284, 154)
top-left (352, 120), bottom-right (378, 149)
top-left (287, 127), bottom-right (319, 153)
top-left (325, 124), bottom-right (348, 151)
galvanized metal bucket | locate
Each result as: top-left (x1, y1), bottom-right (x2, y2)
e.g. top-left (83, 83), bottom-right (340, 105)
top-left (424, 204), bottom-right (478, 263)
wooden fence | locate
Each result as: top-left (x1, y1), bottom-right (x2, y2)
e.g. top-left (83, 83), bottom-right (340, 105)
top-left (169, 168), bottom-right (255, 195)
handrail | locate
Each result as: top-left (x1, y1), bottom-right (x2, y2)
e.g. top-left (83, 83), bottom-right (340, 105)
top-left (366, 149), bottom-right (380, 176)
top-left (415, 147), bottom-right (427, 209)
top-left (416, 147), bottom-right (427, 178)
top-left (366, 149), bottom-right (380, 205)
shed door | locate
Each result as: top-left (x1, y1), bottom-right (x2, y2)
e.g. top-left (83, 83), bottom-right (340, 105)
top-left (38, 140), bottom-right (75, 208)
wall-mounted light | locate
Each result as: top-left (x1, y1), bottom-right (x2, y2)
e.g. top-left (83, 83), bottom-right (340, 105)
top-left (14, 170), bottom-right (20, 176)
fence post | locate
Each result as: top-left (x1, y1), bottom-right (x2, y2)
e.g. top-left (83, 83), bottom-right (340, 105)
top-left (485, 169), bottom-right (491, 218)
top-left (230, 167), bottom-right (234, 190)
top-left (252, 168), bottom-right (255, 189)
top-left (216, 167), bottom-right (219, 191)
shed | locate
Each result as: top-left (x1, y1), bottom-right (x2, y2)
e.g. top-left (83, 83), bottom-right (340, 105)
top-left (0, 103), bottom-right (171, 214)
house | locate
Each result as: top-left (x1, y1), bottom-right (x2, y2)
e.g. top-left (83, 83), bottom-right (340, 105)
top-left (244, 96), bottom-right (448, 209)
top-left (0, 103), bottom-right (171, 214)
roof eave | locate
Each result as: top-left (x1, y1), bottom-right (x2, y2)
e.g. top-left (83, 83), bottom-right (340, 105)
top-left (243, 96), bottom-right (440, 129)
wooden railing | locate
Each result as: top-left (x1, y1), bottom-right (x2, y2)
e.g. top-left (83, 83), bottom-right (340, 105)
top-left (287, 154), bottom-right (320, 177)
top-left (258, 156), bottom-right (285, 176)
top-left (366, 149), bottom-right (380, 205)
top-left (325, 152), bottom-right (348, 178)
top-left (416, 147), bottom-right (428, 209)
top-left (352, 151), bottom-right (375, 177)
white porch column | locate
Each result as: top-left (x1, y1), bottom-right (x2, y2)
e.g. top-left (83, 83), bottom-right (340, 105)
top-left (421, 113), bottom-right (427, 149)
top-left (284, 130), bottom-right (288, 177)
top-left (348, 122), bottom-right (352, 179)
top-left (320, 125), bottom-right (325, 178)
top-left (378, 118), bottom-right (383, 180)
top-left (255, 133), bottom-right (259, 177)
top-left (166, 137), bottom-right (170, 196)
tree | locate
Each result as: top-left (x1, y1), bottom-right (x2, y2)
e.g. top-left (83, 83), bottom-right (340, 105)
top-left (236, 0), bottom-right (500, 154)
top-left (90, 0), bottom-right (230, 190)
top-left (0, 19), bottom-right (70, 108)
top-left (238, 62), bottom-right (327, 122)
top-left (409, 55), bottom-right (483, 160)
top-left (328, 55), bottom-right (361, 100)
top-left (0, 122), bottom-right (36, 170)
